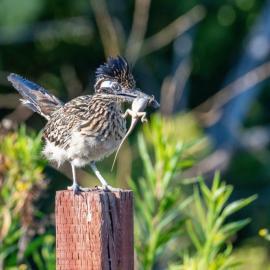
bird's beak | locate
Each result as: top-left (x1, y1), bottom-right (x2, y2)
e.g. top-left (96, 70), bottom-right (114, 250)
top-left (117, 88), bottom-right (160, 109)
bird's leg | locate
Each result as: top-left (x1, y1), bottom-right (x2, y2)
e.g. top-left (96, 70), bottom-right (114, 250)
top-left (67, 164), bottom-right (81, 194)
top-left (67, 164), bottom-right (91, 194)
top-left (90, 162), bottom-right (118, 191)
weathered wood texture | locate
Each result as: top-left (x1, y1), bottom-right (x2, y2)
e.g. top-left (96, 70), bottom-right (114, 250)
top-left (55, 190), bottom-right (134, 270)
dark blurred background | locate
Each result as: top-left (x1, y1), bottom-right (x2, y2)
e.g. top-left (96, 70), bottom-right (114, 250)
top-left (1, 0), bottom-right (270, 268)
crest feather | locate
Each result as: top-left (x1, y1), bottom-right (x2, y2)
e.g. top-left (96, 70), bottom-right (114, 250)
top-left (95, 56), bottom-right (135, 89)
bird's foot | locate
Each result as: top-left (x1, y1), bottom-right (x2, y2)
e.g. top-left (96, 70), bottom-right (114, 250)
top-left (95, 185), bottom-right (121, 192)
top-left (67, 183), bottom-right (86, 194)
top-left (103, 185), bottom-right (121, 192)
top-left (67, 184), bottom-right (98, 194)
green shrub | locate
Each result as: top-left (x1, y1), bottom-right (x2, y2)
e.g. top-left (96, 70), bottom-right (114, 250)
top-left (0, 126), bottom-right (54, 269)
top-left (131, 115), bottom-right (256, 270)
top-left (174, 173), bottom-right (256, 270)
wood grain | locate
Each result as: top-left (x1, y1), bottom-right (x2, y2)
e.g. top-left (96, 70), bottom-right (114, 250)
top-left (55, 190), bottom-right (134, 270)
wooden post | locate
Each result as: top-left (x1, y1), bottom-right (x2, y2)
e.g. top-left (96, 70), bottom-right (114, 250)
top-left (55, 190), bottom-right (134, 270)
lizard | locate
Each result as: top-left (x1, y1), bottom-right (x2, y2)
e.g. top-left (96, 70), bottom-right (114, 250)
top-left (111, 95), bottom-right (154, 171)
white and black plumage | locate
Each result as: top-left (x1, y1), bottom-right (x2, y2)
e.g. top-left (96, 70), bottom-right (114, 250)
top-left (7, 56), bottom-right (158, 193)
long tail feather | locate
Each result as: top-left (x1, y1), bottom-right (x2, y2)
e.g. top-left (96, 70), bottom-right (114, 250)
top-left (7, 73), bottom-right (63, 120)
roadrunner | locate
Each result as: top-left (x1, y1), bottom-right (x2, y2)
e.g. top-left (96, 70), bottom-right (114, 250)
top-left (8, 56), bottom-right (159, 193)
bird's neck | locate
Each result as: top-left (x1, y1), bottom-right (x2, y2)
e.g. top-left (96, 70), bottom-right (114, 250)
top-left (93, 93), bottom-right (125, 105)
top-left (92, 94), bottom-right (124, 111)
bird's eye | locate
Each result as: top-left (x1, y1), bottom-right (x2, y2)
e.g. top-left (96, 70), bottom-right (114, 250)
top-left (112, 83), bottom-right (121, 91)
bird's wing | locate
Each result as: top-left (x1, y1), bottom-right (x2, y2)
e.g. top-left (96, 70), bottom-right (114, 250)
top-left (8, 73), bottom-right (63, 120)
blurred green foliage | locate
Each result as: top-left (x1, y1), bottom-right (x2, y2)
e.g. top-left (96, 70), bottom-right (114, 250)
top-left (131, 115), bottom-right (257, 269)
top-left (0, 0), bottom-right (43, 26)
top-left (178, 174), bottom-right (256, 270)
top-left (0, 126), bottom-right (54, 269)
top-left (131, 117), bottom-right (193, 268)
top-left (234, 243), bottom-right (270, 270)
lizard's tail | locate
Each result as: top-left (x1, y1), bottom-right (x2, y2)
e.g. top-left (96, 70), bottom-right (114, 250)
top-left (7, 73), bottom-right (63, 120)
top-left (111, 138), bottom-right (126, 171)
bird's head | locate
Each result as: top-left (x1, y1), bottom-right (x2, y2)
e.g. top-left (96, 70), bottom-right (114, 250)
top-left (94, 56), bottom-right (159, 108)
top-left (94, 56), bottom-right (135, 93)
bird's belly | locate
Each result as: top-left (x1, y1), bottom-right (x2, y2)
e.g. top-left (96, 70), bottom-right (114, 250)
top-left (66, 131), bottom-right (122, 167)
top-left (43, 109), bottom-right (126, 168)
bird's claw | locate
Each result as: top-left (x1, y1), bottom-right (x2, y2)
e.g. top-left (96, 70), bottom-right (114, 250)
top-left (96, 185), bottom-right (120, 192)
top-left (67, 183), bottom-right (86, 194)
top-left (67, 184), bottom-right (82, 195)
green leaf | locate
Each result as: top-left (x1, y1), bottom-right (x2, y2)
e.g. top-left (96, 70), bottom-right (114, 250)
top-left (199, 179), bottom-right (212, 207)
top-left (221, 219), bottom-right (250, 237)
top-left (194, 186), bottom-right (206, 226)
top-left (215, 186), bottom-right (233, 216)
top-left (212, 171), bottom-right (221, 192)
top-left (24, 235), bottom-right (47, 257)
top-left (157, 201), bottom-right (187, 231)
top-left (137, 134), bottom-right (155, 185)
top-left (222, 195), bottom-right (257, 217)
top-left (186, 220), bottom-right (203, 252)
